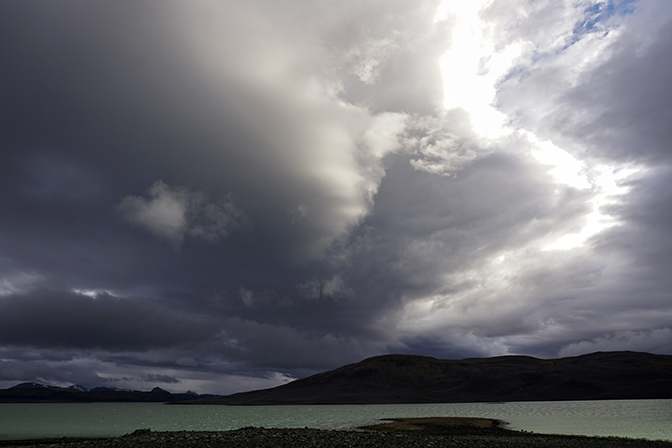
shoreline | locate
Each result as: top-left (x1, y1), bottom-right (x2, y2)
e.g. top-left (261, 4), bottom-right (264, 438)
top-left (2, 423), bottom-right (672, 448)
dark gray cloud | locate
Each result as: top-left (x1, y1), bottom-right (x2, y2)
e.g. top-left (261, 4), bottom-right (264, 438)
top-left (0, 0), bottom-right (671, 394)
top-left (0, 290), bottom-right (217, 351)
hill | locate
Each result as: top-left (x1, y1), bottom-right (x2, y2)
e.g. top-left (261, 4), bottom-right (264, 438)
top-left (185, 351), bottom-right (672, 405)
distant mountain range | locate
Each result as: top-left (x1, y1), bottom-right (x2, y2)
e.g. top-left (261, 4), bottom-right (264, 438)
top-left (3, 351), bottom-right (670, 405)
top-left (182, 351), bottom-right (672, 405)
top-left (0, 382), bottom-right (212, 403)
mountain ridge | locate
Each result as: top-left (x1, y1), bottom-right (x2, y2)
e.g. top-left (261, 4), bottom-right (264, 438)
top-left (182, 351), bottom-right (672, 405)
top-left (0, 383), bottom-right (212, 403)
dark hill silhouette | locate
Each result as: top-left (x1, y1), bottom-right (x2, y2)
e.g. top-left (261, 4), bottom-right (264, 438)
top-left (185, 351), bottom-right (672, 405)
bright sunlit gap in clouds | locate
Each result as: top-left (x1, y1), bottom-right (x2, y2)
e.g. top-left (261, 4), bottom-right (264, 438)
top-left (544, 164), bottom-right (642, 250)
top-left (392, 0), bottom-right (656, 356)
top-left (435, 0), bottom-right (640, 252)
top-left (436, 0), bottom-right (521, 139)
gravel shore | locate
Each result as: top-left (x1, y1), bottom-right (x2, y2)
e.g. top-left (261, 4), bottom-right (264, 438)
top-left (2, 427), bottom-right (672, 448)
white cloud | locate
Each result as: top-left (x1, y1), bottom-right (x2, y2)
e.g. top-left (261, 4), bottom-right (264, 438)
top-left (362, 112), bottom-right (407, 159)
top-left (118, 181), bottom-right (246, 248)
top-left (71, 289), bottom-right (117, 299)
top-left (0, 271), bottom-right (43, 296)
top-left (405, 113), bottom-right (485, 175)
top-left (117, 181), bottom-right (188, 247)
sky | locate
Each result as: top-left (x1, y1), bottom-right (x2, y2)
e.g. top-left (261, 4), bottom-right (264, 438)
top-left (1, 0), bottom-right (671, 395)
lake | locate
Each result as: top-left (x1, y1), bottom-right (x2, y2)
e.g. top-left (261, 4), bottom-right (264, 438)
top-left (0, 400), bottom-right (670, 441)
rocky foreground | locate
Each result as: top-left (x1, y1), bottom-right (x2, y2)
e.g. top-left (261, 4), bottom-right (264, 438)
top-left (2, 427), bottom-right (672, 448)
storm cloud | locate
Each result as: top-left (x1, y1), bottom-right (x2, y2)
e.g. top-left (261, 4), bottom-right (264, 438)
top-left (0, 0), bottom-right (670, 394)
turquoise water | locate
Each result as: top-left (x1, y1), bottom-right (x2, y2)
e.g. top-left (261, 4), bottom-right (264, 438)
top-left (0, 400), bottom-right (670, 441)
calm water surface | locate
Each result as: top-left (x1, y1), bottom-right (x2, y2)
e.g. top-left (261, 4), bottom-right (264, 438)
top-left (0, 400), bottom-right (670, 441)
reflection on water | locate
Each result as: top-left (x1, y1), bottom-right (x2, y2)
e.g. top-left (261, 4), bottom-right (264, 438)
top-left (0, 399), bottom-right (670, 441)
